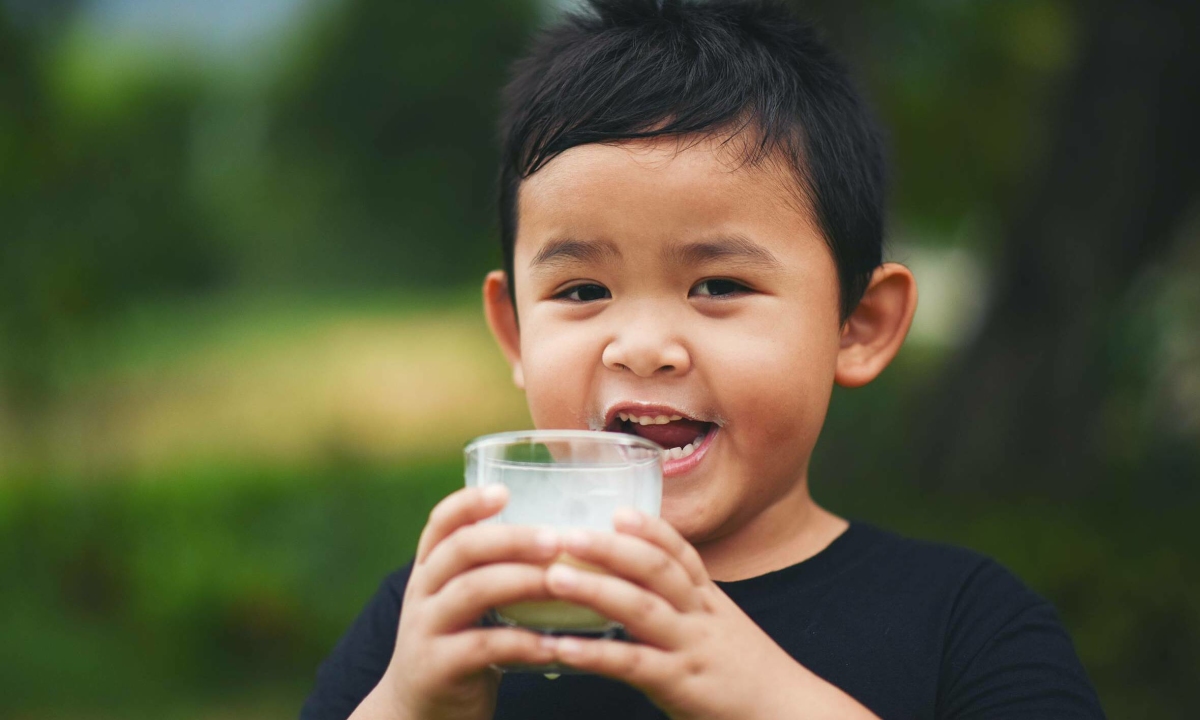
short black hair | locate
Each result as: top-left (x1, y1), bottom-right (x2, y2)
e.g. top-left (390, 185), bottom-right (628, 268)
top-left (498, 0), bottom-right (885, 321)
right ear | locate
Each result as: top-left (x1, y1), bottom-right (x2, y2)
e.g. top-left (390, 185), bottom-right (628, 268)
top-left (483, 270), bottom-right (525, 389)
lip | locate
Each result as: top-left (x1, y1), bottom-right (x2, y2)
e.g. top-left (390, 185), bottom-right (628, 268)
top-left (600, 401), bottom-right (718, 478)
top-left (661, 424), bottom-right (717, 477)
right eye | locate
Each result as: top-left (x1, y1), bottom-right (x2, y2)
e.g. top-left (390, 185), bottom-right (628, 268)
top-left (555, 283), bottom-right (611, 302)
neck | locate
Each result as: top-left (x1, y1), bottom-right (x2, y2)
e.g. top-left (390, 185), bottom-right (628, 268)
top-left (693, 473), bottom-right (848, 582)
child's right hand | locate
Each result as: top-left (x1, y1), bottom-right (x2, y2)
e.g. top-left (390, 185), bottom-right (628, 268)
top-left (350, 485), bottom-right (561, 720)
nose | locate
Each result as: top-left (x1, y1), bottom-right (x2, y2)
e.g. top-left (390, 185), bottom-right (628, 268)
top-left (601, 313), bottom-right (691, 378)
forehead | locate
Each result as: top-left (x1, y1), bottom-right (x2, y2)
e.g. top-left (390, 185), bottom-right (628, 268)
top-left (514, 135), bottom-right (822, 263)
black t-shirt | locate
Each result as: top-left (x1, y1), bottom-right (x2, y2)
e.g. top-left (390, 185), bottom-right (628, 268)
top-left (300, 522), bottom-right (1105, 720)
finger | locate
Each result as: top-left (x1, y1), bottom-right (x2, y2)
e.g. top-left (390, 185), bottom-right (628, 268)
top-left (430, 562), bottom-right (552, 632)
top-left (549, 635), bottom-right (673, 688)
top-left (613, 508), bottom-right (709, 586)
top-left (544, 563), bottom-right (682, 648)
top-left (439, 628), bottom-right (557, 674)
top-left (421, 524), bottom-right (561, 595)
top-left (415, 485), bottom-right (509, 564)
top-left (560, 529), bottom-right (699, 612)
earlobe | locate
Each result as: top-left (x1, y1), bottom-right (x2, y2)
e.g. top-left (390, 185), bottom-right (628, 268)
top-left (834, 263), bottom-right (918, 388)
top-left (482, 270), bottom-right (525, 390)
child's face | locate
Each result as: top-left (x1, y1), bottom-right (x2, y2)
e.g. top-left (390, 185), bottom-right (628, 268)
top-left (490, 136), bottom-right (847, 544)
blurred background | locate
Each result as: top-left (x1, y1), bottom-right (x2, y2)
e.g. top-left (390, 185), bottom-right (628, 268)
top-left (1, 0), bottom-right (1197, 717)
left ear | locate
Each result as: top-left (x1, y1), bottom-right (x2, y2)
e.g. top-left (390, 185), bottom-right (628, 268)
top-left (835, 262), bottom-right (918, 388)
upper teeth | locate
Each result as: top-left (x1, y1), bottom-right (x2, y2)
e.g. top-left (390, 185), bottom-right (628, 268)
top-left (664, 436), bottom-right (705, 461)
top-left (618, 412), bottom-right (683, 425)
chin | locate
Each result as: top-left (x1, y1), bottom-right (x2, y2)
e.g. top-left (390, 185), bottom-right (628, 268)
top-left (659, 494), bottom-right (720, 545)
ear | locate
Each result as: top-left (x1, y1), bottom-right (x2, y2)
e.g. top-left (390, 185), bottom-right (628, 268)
top-left (835, 262), bottom-right (918, 388)
top-left (483, 270), bottom-right (525, 389)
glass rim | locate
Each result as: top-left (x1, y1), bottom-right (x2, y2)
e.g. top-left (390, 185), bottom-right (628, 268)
top-left (464, 429), bottom-right (664, 457)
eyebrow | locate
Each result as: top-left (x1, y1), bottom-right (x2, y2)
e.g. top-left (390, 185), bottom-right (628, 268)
top-left (663, 235), bottom-right (782, 269)
top-left (529, 237), bottom-right (623, 269)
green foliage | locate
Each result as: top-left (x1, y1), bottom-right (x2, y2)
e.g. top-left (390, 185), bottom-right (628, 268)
top-left (0, 460), bottom-right (461, 717)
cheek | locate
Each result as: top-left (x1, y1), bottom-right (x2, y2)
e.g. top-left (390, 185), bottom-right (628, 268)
top-left (519, 318), bottom-right (601, 429)
top-left (704, 314), bottom-right (839, 459)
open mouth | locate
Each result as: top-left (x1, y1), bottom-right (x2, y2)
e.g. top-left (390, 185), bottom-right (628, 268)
top-left (604, 409), bottom-right (716, 463)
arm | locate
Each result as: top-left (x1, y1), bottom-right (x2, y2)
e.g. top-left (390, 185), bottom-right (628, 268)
top-left (937, 561), bottom-right (1106, 719)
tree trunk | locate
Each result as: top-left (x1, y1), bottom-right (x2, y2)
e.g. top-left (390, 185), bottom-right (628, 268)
top-left (914, 0), bottom-right (1200, 496)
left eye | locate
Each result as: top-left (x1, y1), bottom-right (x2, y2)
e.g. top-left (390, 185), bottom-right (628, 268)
top-left (690, 279), bottom-right (749, 297)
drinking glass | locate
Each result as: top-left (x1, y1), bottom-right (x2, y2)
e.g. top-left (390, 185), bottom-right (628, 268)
top-left (464, 430), bottom-right (663, 673)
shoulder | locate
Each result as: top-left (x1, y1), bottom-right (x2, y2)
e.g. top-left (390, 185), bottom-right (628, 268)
top-left (846, 522), bottom-right (1041, 608)
top-left (855, 523), bottom-right (1053, 646)
top-left (850, 524), bottom-right (1103, 718)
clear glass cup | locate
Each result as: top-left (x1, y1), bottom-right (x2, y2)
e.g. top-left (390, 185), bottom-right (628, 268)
top-left (464, 430), bottom-right (663, 673)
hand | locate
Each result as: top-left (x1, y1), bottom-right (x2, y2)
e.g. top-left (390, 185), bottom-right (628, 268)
top-left (538, 509), bottom-right (880, 720)
top-left (352, 486), bottom-right (561, 720)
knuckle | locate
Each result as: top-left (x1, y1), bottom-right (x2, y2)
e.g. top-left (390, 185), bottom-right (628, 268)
top-left (619, 646), bottom-right (643, 676)
top-left (648, 550), bottom-right (673, 577)
top-left (482, 629), bottom-right (520, 659)
top-left (683, 651), bottom-right (706, 678)
top-left (445, 571), bottom-right (479, 600)
top-left (470, 630), bottom-right (492, 657)
top-left (637, 592), bottom-right (663, 618)
top-left (507, 527), bottom-right (534, 555)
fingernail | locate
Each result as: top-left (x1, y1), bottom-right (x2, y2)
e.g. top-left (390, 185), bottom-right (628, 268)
top-left (482, 485), bottom-right (508, 503)
top-left (557, 637), bottom-right (583, 657)
top-left (535, 529), bottom-right (559, 553)
top-left (547, 563), bottom-right (579, 589)
top-left (563, 530), bottom-right (589, 551)
top-left (613, 507), bottom-right (642, 528)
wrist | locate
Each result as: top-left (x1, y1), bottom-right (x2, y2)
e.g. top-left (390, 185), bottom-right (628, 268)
top-left (349, 669), bottom-right (412, 720)
top-left (773, 663), bottom-right (879, 720)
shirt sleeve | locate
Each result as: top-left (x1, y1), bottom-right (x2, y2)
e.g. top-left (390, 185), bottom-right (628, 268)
top-left (299, 562), bottom-right (414, 720)
top-left (937, 558), bottom-right (1106, 719)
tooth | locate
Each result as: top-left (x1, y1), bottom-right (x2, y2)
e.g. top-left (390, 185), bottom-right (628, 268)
top-left (654, 415), bottom-right (670, 424)
top-left (664, 447), bottom-right (678, 460)
top-left (679, 442), bottom-right (696, 458)
top-left (638, 416), bottom-right (653, 425)
top-left (669, 415), bottom-right (682, 421)
top-left (618, 412), bottom-right (629, 422)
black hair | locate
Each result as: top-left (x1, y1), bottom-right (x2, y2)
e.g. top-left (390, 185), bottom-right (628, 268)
top-left (498, 0), bottom-right (885, 321)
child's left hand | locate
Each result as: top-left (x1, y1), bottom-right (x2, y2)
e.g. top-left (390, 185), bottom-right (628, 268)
top-left (540, 509), bottom-right (880, 720)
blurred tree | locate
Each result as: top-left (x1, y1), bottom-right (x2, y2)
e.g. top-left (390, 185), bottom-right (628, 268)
top-left (0, 5), bottom-right (223, 469)
top-left (262, 0), bottom-right (539, 287)
top-left (912, 0), bottom-right (1200, 495)
top-left (0, 0), bottom-right (540, 469)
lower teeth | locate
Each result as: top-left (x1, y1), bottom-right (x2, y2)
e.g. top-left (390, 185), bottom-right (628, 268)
top-left (666, 434), bottom-right (706, 461)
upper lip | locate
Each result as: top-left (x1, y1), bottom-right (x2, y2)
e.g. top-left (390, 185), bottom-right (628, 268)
top-left (602, 402), bottom-right (710, 429)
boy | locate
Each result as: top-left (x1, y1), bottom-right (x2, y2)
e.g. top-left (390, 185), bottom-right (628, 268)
top-left (302, 1), bottom-right (1105, 718)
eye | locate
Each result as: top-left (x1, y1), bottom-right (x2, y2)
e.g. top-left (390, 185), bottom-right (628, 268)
top-left (556, 283), bottom-right (611, 302)
top-left (690, 278), bottom-right (750, 298)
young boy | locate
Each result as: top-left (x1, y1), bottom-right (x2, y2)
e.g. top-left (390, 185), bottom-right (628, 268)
top-left (302, 1), bottom-right (1105, 718)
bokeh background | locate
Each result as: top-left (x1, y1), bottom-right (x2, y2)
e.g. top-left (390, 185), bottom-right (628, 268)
top-left (2, 0), bottom-right (1197, 717)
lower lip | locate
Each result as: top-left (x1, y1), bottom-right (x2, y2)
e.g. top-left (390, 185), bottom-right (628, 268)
top-left (662, 427), bottom-right (718, 478)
